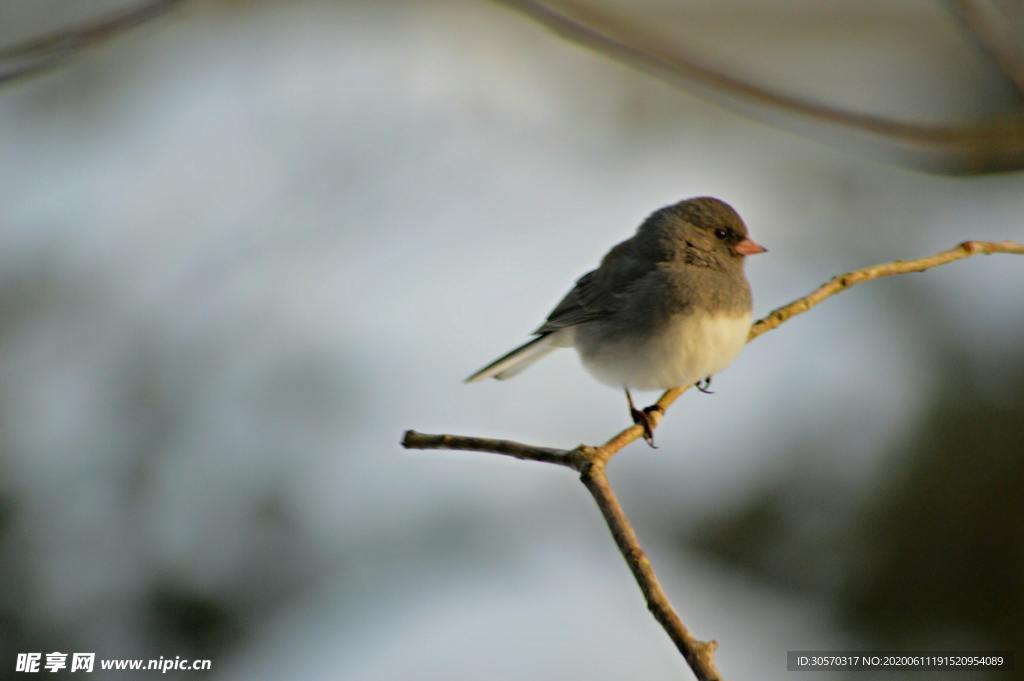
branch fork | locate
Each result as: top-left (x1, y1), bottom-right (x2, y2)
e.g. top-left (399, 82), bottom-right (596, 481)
top-left (403, 241), bottom-right (1022, 681)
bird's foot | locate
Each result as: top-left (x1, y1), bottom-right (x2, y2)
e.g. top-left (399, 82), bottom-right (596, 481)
top-left (630, 404), bottom-right (664, 448)
top-left (695, 376), bottom-right (714, 394)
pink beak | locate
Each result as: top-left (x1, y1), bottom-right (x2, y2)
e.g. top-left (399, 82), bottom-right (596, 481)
top-left (734, 237), bottom-right (767, 256)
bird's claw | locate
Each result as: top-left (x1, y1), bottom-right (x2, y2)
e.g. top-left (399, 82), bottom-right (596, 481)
top-left (695, 376), bottom-right (714, 394)
top-left (630, 405), bottom-right (663, 448)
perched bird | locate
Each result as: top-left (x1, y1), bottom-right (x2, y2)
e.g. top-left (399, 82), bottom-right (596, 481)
top-left (466, 196), bottom-right (766, 446)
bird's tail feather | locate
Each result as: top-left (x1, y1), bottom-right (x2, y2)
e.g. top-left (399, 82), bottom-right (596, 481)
top-left (464, 335), bottom-right (557, 383)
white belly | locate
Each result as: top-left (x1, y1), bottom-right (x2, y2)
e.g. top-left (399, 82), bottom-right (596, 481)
top-left (577, 311), bottom-right (752, 390)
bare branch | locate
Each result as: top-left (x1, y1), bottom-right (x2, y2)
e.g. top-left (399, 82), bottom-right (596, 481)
top-left (401, 430), bottom-right (580, 468)
top-left (403, 239), bottom-right (1024, 680)
top-left (493, 0), bottom-right (1024, 173)
top-left (579, 459), bottom-right (721, 680)
top-left (0, 0), bottom-right (183, 87)
top-left (748, 240), bottom-right (1024, 340)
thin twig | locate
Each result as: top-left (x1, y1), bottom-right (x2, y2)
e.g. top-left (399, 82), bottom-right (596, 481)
top-left (748, 240), bottom-right (1024, 340)
top-left (401, 430), bottom-right (580, 468)
top-left (402, 240), bottom-right (1023, 680)
top-left (493, 0), bottom-right (1024, 172)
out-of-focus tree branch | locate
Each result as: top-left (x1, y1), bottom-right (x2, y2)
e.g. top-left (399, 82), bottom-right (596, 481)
top-left (493, 0), bottom-right (1024, 174)
top-left (950, 0), bottom-right (1024, 99)
top-left (0, 0), bottom-right (183, 86)
top-left (403, 240), bottom-right (1023, 681)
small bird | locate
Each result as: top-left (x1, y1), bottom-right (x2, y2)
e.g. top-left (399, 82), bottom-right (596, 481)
top-left (466, 197), bottom-right (766, 446)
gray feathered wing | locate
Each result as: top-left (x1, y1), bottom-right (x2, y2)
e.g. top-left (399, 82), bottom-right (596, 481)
top-left (465, 237), bottom-right (647, 382)
top-left (535, 238), bottom-right (647, 333)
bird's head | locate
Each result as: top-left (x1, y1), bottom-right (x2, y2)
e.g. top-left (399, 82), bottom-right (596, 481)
top-left (643, 196), bottom-right (767, 266)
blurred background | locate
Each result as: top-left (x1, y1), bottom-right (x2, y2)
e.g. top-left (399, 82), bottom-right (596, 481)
top-left (2, 1), bottom-right (1023, 679)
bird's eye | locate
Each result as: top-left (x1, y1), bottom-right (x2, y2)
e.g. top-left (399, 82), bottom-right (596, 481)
top-left (714, 228), bottom-right (728, 240)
